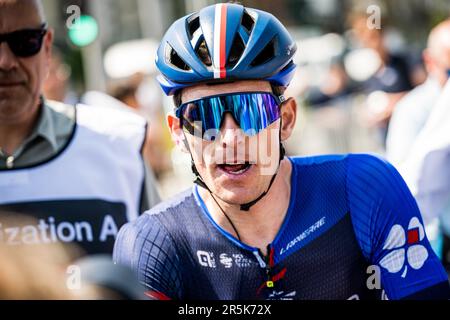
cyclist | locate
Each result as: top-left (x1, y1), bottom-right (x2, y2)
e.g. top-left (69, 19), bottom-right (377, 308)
top-left (114, 3), bottom-right (450, 300)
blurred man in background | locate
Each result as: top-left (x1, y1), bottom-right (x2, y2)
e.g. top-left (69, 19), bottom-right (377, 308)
top-left (387, 20), bottom-right (450, 166)
top-left (42, 46), bottom-right (77, 105)
top-left (108, 73), bottom-right (173, 179)
top-left (387, 19), bottom-right (450, 268)
top-left (0, 0), bottom-right (160, 256)
top-left (349, 12), bottom-right (414, 143)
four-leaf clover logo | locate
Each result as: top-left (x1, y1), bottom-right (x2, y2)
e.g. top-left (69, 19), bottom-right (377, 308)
top-left (379, 217), bottom-right (429, 278)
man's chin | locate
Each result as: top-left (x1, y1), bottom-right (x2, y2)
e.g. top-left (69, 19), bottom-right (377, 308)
top-left (209, 184), bottom-right (259, 205)
top-left (216, 194), bottom-right (256, 208)
top-left (0, 96), bottom-right (27, 110)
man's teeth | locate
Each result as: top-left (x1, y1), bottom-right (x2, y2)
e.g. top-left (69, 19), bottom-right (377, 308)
top-left (231, 166), bottom-right (248, 175)
top-left (220, 163), bottom-right (251, 175)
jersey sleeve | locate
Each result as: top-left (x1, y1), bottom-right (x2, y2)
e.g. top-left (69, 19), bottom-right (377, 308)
top-left (347, 154), bottom-right (450, 300)
top-left (113, 214), bottom-right (183, 300)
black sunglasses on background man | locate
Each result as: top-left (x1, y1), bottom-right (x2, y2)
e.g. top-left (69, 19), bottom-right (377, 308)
top-left (0, 23), bottom-right (47, 58)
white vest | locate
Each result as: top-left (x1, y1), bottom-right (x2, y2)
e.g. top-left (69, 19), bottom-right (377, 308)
top-left (0, 104), bottom-right (146, 255)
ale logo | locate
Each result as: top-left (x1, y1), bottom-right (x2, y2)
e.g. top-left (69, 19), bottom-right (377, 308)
top-left (379, 217), bottom-right (429, 278)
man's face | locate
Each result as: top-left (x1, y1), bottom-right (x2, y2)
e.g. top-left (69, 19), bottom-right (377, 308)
top-left (427, 45), bottom-right (450, 88)
top-left (352, 16), bottom-right (383, 51)
top-left (170, 80), bottom-right (296, 207)
top-left (424, 22), bottom-right (450, 88)
top-left (0, 0), bottom-right (53, 125)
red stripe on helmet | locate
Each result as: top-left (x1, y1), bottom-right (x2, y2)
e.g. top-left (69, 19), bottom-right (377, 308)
top-left (219, 4), bottom-right (228, 79)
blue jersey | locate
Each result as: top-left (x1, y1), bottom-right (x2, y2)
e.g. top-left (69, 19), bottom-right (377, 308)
top-left (113, 154), bottom-right (450, 300)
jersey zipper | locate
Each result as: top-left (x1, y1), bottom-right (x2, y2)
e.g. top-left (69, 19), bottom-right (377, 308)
top-left (254, 244), bottom-right (274, 289)
top-left (265, 244), bottom-right (274, 289)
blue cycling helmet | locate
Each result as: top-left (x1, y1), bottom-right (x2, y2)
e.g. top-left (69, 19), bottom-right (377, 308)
top-left (156, 3), bottom-right (297, 96)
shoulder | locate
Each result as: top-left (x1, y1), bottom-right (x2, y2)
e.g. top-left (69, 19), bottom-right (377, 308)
top-left (44, 100), bottom-right (76, 144)
top-left (290, 153), bottom-right (346, 169)
top-left (392, 81), bottom-right (440, 122)
top-left (46, 100), bottom-right (76, 121)
top-left (113, 189), bottom-right (195, 268)
top-left (75, 103), bottom-right (147, 140)
top-left (289, 154), bottom-right (404, 203)
top-left (113, 193), bottom-right (193, 300)
top-left (346, 153), bottom-right (393, 172)
top-left (289, 154), bottom-right (393, 178)
top-left (117, 189), bottom-right (196, 241)
top-left (145, 189), bottom-right (196, 218)
top-left (289, 153), bottom-right (397, 178)
top-left (290, 154), bottom-right (405, 198)
top-left (345, 153), bottom-right (401, 187)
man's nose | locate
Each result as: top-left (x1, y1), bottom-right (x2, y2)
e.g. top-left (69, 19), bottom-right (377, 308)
top-left (0, 42), bottom-right (19, 70)
top-left (220, 113), bottom-right (245, 147)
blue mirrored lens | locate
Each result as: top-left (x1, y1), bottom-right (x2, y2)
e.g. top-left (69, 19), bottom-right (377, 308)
top-left (178, 93), bottom-right (281, 140)
top-left (234, 93), bottom-right (280, 133)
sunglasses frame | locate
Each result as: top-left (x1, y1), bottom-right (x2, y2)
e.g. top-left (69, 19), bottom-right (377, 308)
top-left (175, 91), bottom-right (287, 139)
top-left (0, 23), bottom-right (48, 57)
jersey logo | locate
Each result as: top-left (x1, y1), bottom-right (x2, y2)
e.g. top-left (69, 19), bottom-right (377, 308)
top-left (197, 251), bottom-right (216, 268)
top-left (219, 253), bottom-right (233, 268)
top-left (267, 290), bottom-right (297, 300)
top-left (379, 217), bottom-right (429, 278)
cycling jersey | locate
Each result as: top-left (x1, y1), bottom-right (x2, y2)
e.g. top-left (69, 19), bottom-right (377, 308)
top-left (113, 154), bottom-right (450, 300)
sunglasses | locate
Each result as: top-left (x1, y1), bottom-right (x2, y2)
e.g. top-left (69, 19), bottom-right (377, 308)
top-left (0, 23), bottom-right (48, 58)
top-left (176, 92), bottom-right (285, 141)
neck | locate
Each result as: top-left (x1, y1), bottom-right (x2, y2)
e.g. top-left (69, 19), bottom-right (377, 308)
top-left (200, 159), bottom-right (293, 255)
top-left (0, 104), bottom-right (41, 156)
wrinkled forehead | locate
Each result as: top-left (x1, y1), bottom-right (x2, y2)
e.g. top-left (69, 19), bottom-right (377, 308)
top-left (0, 0), bottom-right (45, 33)
top-left (181, 80), bottom-right (273, 103)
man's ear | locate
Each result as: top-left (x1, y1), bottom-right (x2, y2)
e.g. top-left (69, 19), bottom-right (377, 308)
top-left (44, 28), bottom-right (54, 59)
top-left (43, 29), bottom-right (54, 79)
top-left (422, 49), bottom-right (434, 75)
top-left (167, 113), bottom-right (189, 153)
top-left (280, 97), bottom-right (297, 142)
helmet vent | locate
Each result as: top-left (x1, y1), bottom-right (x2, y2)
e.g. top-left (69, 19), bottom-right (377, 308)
top-left (166, 44), bottom-right (191, 71)
top-left (251, 37), bottom-right (276, 67)
top-left (227, 35), bottom-right (245, 68)
top-left (196, 38), bottom-right (213, 67)
top-left (187, 14), bottom-right (200, 40)
top-left (241, 10), bottom-right (255, 34)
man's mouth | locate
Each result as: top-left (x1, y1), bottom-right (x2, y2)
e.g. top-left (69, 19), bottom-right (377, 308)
top-left (217, 162), bottom-right (253, 175)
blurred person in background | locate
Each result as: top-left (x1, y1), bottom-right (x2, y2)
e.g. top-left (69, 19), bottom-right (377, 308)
top-left (108, 73), bottom-right (144, 111)
top-left (349, 12), bottom-right (414, 143)
top-left (42, 46), bottom-right (77, 105)
top-left (303, 59), bottom-right (355, 107)
top-left (399, 77), bottom-right (450, 272)
top-left (0, 212), bottom-right (136, 300)
top-left (0, 212), bottom-right (95, 299)
top-left (0, 0), bottom-right (160, 256)
top-left (108, 73), bottom-right (173, 179)
top-left (386, 19), bottom-right (450, 262)
top-left (387, 20), bottom-right (450, 167)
